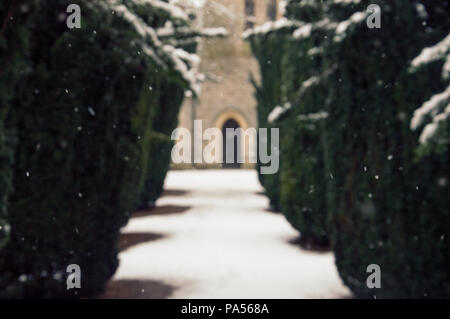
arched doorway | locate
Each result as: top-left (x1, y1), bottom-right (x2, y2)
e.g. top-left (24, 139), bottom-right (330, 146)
top-left (222, 119), bottom-right (241, 168)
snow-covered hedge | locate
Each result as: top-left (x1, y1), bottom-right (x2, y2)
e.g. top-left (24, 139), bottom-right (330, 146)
top-left (247, 23), bottom-right (292, 211)
top-left (0, 0), bottom-right (203, 298)
top-left (248, 0), bottom-right (450, 297)
top-left (321, 0), bottom-right (449, 298)
top-left (247, 0), bottom-right (332, 245)
top-left (137, 75), bottom-right (187, 209)
top-left (410, 34), bottom-right (450, 151)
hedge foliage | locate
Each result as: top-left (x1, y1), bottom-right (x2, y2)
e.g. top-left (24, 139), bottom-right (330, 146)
top-left (322, 0), bottom-right (450, 298)
top-left (247, 1), bottom-right (330, 244)
top-left (248, 29), bottom-right (286, 211)
top-left (279, 3), bottom-right (330, 246)
top-left (138, 132), bottom-right (173, 209)
top-left (0, 0), bottom-right (23, 252)
top-left (0, 0), bottom-right (197, 298)
top-left (138, 70), bottom-right (187, 209)
top-left (0, 122), bottom-right (12, 251)
top-left (248, 0), bottom-right (450, 297)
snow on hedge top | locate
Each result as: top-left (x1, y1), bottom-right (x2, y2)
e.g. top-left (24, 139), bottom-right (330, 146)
top-left (293, 18), bottom-right (337, 39)
top-left (444, 55), bottom-right (450, 80)
top-left (292, 10), bottom-right (367, 42)
top-left (279, 0), bottom-right (288, 16)
top-left (297, 111), bottom-right (329, 121)
top-left (268, 102), bottom-right (292, 124)
top-left (134, 0), bottom-right (190, 21)
top-left (411, 85), bottom-right (450, 131)
top-left (292, 0), bottom-right (322, 8)
top-left (99, 0), bottom-right (204, 93)
top-left (171, 0), bottom-right (205, 8)
top-left (200, 27), bottom-right (228, 37)
top-left (333, 11), bottom-right (367, 42)
top-left (415, 3), bottom-right (428, 20)
top-left (411, 85), bottom-right (450, 144)
top-left (267, 67), bottom-right (335, 124)
top-left (246, 0), bottom-right (366, 42)
top-left (410, 34), bottom-right (450, 144)
top-left (410, 33), bottom-right (450, 79)
top-left (242, 18), bottom-right (302, 39)
top-left (156, 20), bottom-right (227, 38)
top-left (308, 47), bottom-right (323, 56)
top-left (332, 0), bottom-right (361, 4)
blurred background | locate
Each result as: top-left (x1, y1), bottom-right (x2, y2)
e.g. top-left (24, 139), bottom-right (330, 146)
top-left (0, 0), bottom-right (448, 299)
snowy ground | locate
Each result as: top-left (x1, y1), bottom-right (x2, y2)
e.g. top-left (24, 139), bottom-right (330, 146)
top-left (103, 169), bottom-right (351, 299)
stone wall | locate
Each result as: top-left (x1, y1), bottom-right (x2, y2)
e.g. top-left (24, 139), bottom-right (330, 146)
top-left (175, 0), bottom-right (281, 169)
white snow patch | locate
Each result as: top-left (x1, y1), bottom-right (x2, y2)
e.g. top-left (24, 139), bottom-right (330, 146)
top-left (267, 102), bottom-right (292, 124)
top-left (411, 85), bottom-right (450, 130)
top-left (416, 3), bottom-right (428, 20)
top-left (298, 111), bottom-right (329, 121)
top-left (419, 103), bottom-right (450, 144)
top-left (308, 47), bottom-right (323, 56)
top-left (443, 54), bottom-right (450, 80)
top-left (199, 27), bottom-right (228, 37)
top-left (411, 34), bottom-right (450, 70)
top-left (279, 0), bottom-right (288, 16)
top-left (98, 0), bottom-right (208, 94)
top-left (332, 0), bottom-right (361, 4)
top-left (410, 34), bottom-right (450, 144)
top-left (242, 18), bottom-right (302, 39)
top-left (293, 23), bottom-right (312, 39)
top-left (292, 18), bottom-right (337, 40)
top-left (334, 11), bottom-right (367, 42)
top-left (112, 170), bottom-right (351, 299)
top-left (135, 0), bottom-right (190, 21)
top-left (157, 21), bottom-right (227, 38)
top-left (171, 0), bottom-right (205, 9)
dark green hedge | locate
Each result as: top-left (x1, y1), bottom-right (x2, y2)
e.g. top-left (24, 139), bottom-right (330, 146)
top-left (0, 0), bottom-right (193, 298)
top-left (137, 36), bottom-right (191, 210)
top-left (279, 3), bottom-right (330, 246)
top-left (138, 132), bottom-right (173, 209)
top-left (0, 122), bottom-right (12, 251)
top-left (248, 30), bottom-right (287, 211)
top-left (0, 0), bottom-right (14, 252)
top-left (280, 117), bottom-right (329, 246)
top-left (249, 0), bottom-right (450, 297)
top-left (322, 0), bottom-right (450, 298)
top-left (280, 89), bottom-right (330, 246)
top-left (0, 0), bottom-right (31, 258)
top-left (248, 1), bottom-right (330, 244)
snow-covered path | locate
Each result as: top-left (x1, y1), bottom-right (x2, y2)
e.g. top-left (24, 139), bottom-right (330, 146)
top-left (105, 169), bottom-right (351, 299)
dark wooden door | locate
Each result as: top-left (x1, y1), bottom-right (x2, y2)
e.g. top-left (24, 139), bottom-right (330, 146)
top-left (222, 119), bottom-right (241, 168)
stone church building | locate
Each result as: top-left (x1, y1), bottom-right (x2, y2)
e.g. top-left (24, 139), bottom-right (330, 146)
top-left (175, 0), bottom-right (281, 168)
